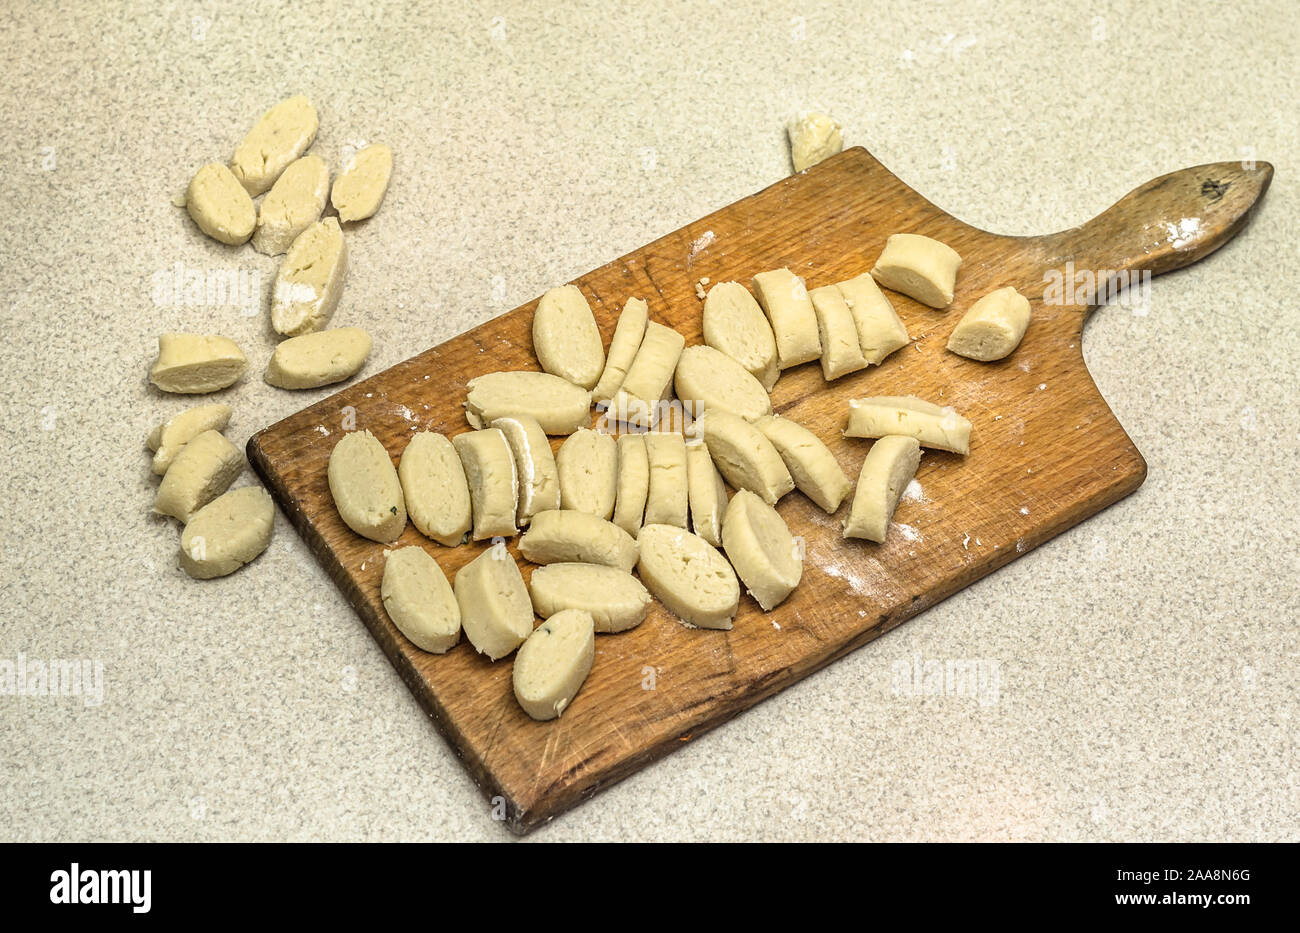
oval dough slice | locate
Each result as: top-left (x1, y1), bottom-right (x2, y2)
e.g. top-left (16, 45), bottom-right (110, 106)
top-left (751, 268), bottom-right (821, 370)
top-left (754, 414), bottom-right (850, 513)
top-left (702, 281), bottom-right (779, 391)
top-left (331, 143), bottom-right (393, 223)
top-left (674, 345), bottom-right (772, 421)
top-left (491, 415), bottom-right (560, 526)
top-left (610, 321), bottom-right (685, 428)
top-left (643, 431), bottom-right (688, 527)
top-left (328, 429), bottom-right (406, 543)
top-left (843, 435), bottom-right (922, 543)
top-left (845, 396), bottom-right (972, 455)
top-left (636, 524), bottom-right (739, 630)
top-left (612, 433), bottom-right (649, 537)
top-left (452, 428), bottom-right (519, 541)
top-left (698, 409), bottom-right (794, 506)
top-left (808, 284), bottom-right (868, 380)
top-left (870, 233), bottom-right (962, 309)
top-left (186, 163), bottom-right (255, 245)
top-left (512, 609), bottom-right (595, 721)
top-left (788, 112), bottom-right (842, 173)
top-left (555, 428), bottom-right (617, 519)
top-left (230, 95), bottom-right (319, 196)
top-left (271, 217), bottom-right (348, 337)
top-left (381, 546), bottom-right (461, 654)
top-left (149, 334), bottom-right (247, 394)
top-left (721, 489), bottom-right (802, 610)
top-left (533, 285), bottom-right (605, 390)
top-left (836, 273), bottom-right (909, 365)
top-left (528, 562), bottom-right (651, 633)
top-left (947, 286), bottom-right (1031, 361)
top-left (592, 297), bottom-right (649, 403)
top-left (154, 429), bottom-right (244, 522)
top-left (148, 403), bottom-right (233, 475)
top-left (464, 371), bottom-right (592, 435)
top-left (252, 154), bottom-right (330, 255)
top-left (265, 327), bottom-right (371, 389)
top-left (398, 432), bottom-right (471, 546)
top-left (179, 485), bottom-right (273, 579)
top-left (518, 510), bottom-right (637, 572)
top-left (454, 544), bottom-right (534, 660)
top-left (686, 439), bottom-right (728, 546)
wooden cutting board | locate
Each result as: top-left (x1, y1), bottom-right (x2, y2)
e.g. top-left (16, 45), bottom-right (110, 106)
top-left (248, 147), bottom-right (1271, 834)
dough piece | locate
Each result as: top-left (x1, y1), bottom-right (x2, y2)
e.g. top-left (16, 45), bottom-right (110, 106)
top-left (270, 217), bottom-right (348, 337)
top-left (643, 431), bottom-right (688, 527)
top-left (154, 429), bottom-right (244, 522)
top-left (252, 154), bottom-right (330, 255)
top-left (808, 284), bottom-right (869, 380)
top-left (452, 428), bottom-right (519, 541)
top-left (185, 163), bottom-right (256, 245)
top-left (612, 433), bottom-right (649, 537)
top-left (328, 429), bottom-right (407, 542)
top-left (518, 510), bottom-right (638, 572)
top-left (490, 415), bottom-right (560, 526)
top-left (870, 233), bottom-right (962, 309)
top-left (702, 281), bottom-right (779, 391)
top-left (528, 563), bottom-right (651, 634)
top-left (845, 396), bottom-right (972, 455)
top-left (751, 268), bottom-right (822, 370)
top-left (454, 544), bottom-right (534, 660)
top-left (722, 489), bottom-right (802, 610)
top-left (464, 371), bottom-right (592, 435)
top-left (533, 285), bottom-right (605, 390)
top-left (788, 112), bottom-right (843, 173)
top-left (398, 432), bottom-right (472, 546)
top-left (331, 143), bottom-right (393, 223)
top-left (635, 524), bottom-right (740, 630)
top-left (264, 326), bottom-right (371, 389)
top-left (836, 272), bottom-right (910, 364)
top-left (674, 345), bottom-right (772, 422)
top-left (591, 297), bottom-right (649, 403)
top-left (947, 286), bottom-right (1032, 361)
top-left (754, 414), bottom-right (850, 513)
top-left (697, 409), bottom-right (794, 506)
top-left (685, 439), bottom-right (728, 546)
top-left (843, 436), bottom-right (921, 542)
top-left (149, 334), bottom-right (247, 394)
top-left (381, 546), bottom-right (461, 654)
top-left (230, 95), bottom-right (319, 196)
top-left (610, 321), bottom-right (685, 428)
top-left (147, 403), bottom-right (232, 475)
top-left (512, 609), bottom-right (595, 721)
top-left (179, 485), bottom-right (273, 579)
top-left (555, 428), bottom-right (617, 518)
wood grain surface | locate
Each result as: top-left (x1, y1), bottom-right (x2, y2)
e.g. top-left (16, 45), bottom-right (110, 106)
top-left (247, 147), bottom-right (1272, 833)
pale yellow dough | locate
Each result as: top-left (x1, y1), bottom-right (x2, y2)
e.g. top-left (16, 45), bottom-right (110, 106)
top-left (555, 427), bottom-right (617, 519)
top-left (149, 334), bottom-right (247, 395)
top-left (185, 163), bottom-right (255, 245)
top-left (947, 286), bottom-right (1032, 361)
top-left (754, 414), bottom-right (850, 513)
top-left (610, 321), bottom-right (685, 428)
top-left (331, 143), bottom-right (393, 223)
top-left (643, 431), bottom-right (688, 527)
top-left (154, 429), bottom-right (243, 522)
top-left (528, 563), bottom-right (651, 634)
top-left (271, 217), bottom-right (348, 336)
top-left (843, 436), bottom-right (921, 543)
top-left (464, 371), bottom-right (592, 435)
top-left (147, 404), bottom-right (232, 475)
top-left (533, 285), bottom-right (605, 390)
top-left (635, 524), bottom-right (740, 630)
top-left (453, 428), bottom-right (519, 541)
top-left (179, 485), bottom-right (273, 579)
top-left (751, 268), bottom-right (822, 370)
top-left (698, 409), bottom-right (793, 506)
top-left (611, 433), bottom-right (649, 537)
top-left (721, 489), bottom-right (802, 610)
top-left (808, 284), bottom-right (868, 380)
top-left (230, 95), bottom-right (319, 197)
top-left (674, 345), bottom-right (772, 421)
top-left (398, 432), bottom-right (472, 546)
top-left (490, 415), bottom-right (560, 526)
top-left (788, 112), bottom-right (843, 173)
top-left (870, 233), bottom-right (962, 309)
top-left (835, 273), bottom-right (910, 364)
top-left (845, 396), bottom-right (972, 455)
top-left (702, 281), bottom-right (779, 391)
top-left (252, 155), bottom-right (330, 255)
top-left (518, 510), bottom-right (638, 572)
top-left (264, 327), bottom-right (371, 389)
top-left (327, 429), bottom-right (406, 543)
top-left (512, 609), bottom-right (595, 721)
top-left (381, 546), bottom-right (461, 654)
top-left (685, 439), bottom-right (728, 547)
top-left (454, 545), bottom-right (534, 661)
top-left (591, 297), bottom-right (649, 403)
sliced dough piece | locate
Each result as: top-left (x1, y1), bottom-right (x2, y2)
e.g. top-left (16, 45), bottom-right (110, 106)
top-left (533, 285), bottom-right (605, 390)
top-left (788, 112), bottom-right (843, 173)
top-left (612, 433), bottom-right (649, 537)
top-left (686, 439), bottom-right (728, 546)
top-left (512, 609), bottom-right (595, 721)
top-left (464, 371), bottom-right (592, 435)
top-left (454, 544), bottom-right (534, 660)
top-left (555, 428), bottom-right (617, 519)
top-left (947, 286), bottom-right (1031, 361)
top-left (230, 95), bottom-right (319, 196)
top-left (870, 233), bottom-right (962, 309)
top-left (328, 429), bottom-right (407, 542)
top-left (751, 268), bottom-right (821, 370)
top-left (845, 396), bottom-right (972, 455)
top-left (591, 297), bottom-right (648, 403)
top-left (490, 415), bottom-right (560, 526)
top-left (149, 334), bottom-right (247, 394)
top-left (381, 546), bottom-right (461, 653)
top-left (636, 524), bottom-right (739, 630)
top-left (697, 409), bottom-right (794, 506)
top-left (643, 431), bottom-right (688, 527)
top-left (154, 429), bottom-right (244, 522)
top-left (518, 510), bottom-right (637, 571)
top-left (721, 489), bottom-right (802, 610)
top-left (271, 217), bottom-right (348, 337)
top-left (453, 428), bottom-right (519, 541)
top-left (610, 321), bottom-right (685, 428)
top-left (264, 326), bottom-right (371, 389)
top-left (185, 163), bottom-right (255, 245)
top-left (843, 436), bottom-right (921, 542)
top-left (528, 563), bottom-right (651, 633)
top-left (702, 281), bottom-right (779, 391)
top-left (148, 403), bottom-right (232, 475)
top-left (836, 272), bottom-right (910, 365)
top-left (808, 284), bottom-right (869, 380)
top-left (179, 485), bottom-right (273, 579)
top-left (398, 432), bottom-right (471, 546)
top-left (252, 154), bottom-right (330, 255)
top-left (754, 414), bottom-right (850, 513)
top-left (674, 345), bottom-right (772, 421)
top-left (331, 143), bottom-right (393, 223)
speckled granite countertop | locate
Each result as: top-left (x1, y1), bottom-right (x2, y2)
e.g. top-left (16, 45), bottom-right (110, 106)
top-left (1, 0), bottom-right (1295, 841)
